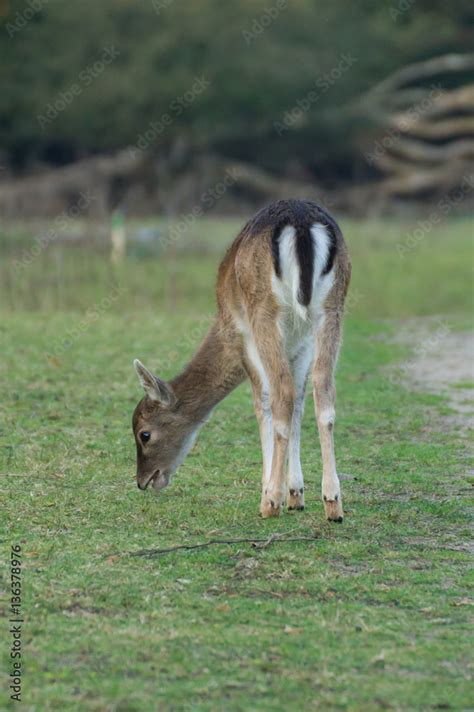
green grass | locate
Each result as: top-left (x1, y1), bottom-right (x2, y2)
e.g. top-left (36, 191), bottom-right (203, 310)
top-left (1, 217), bottom-right (473, 711)
top-left (1, 215), bottom-right (472, 317)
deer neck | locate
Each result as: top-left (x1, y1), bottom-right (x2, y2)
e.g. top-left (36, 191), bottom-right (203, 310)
top-left (170, 319), bottom-right (245, 423)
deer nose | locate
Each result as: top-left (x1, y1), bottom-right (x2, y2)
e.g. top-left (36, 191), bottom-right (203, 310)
top-left (137, 470), bottom-right (157, 490)
top-left (136, 475), bottom-right (147, 490)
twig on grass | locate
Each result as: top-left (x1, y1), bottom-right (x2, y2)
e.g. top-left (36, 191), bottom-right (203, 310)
top-left (128, 532), bottom-right (319, 558)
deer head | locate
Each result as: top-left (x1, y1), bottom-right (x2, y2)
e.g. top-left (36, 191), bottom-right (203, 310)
top-left (132, 359), bottom-right (199, 491)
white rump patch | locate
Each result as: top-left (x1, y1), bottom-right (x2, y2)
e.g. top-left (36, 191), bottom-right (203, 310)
top-left (311, 223), bottom-right (331, 277)
top-left (271, 225), bottom-right (308, 321)
top-left (309, 223), bottom-right (335, 317)
top-left (270, 222), bottom-right (335, 360)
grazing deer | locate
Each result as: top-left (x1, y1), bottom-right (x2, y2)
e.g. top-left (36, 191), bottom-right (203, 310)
top-left (132, 199), bottom-right (351, 520)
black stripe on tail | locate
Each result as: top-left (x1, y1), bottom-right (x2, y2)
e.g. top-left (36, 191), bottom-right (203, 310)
top-left (271, 220), bottom-right (315, 307)
top-left (249, 199), bottom-right (340, 308)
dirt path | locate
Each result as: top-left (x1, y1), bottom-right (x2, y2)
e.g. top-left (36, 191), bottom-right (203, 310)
top-left (392, 317), bottom-right (474, 434)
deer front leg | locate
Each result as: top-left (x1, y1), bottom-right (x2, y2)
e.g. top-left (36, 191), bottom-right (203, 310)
top-left (313, 317), bottom-right (343, 522)
top-left (259, 369), bottom-right (294, 518)
top-left (252, 375), bottom-right (294, 518)
top-left (287, 343), bottom-right (313, 510)
top-left (251, 385), bottom-right (274, 495)
top-left (245, 316), bottom-right (295, 518)
top-left (287, 397), bottom-right (305, 510)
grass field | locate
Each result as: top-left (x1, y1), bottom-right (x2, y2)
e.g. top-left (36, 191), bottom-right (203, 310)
top-left (1, 216), bottom-right (473, 710)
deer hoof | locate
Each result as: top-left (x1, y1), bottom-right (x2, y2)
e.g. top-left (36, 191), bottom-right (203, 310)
top-left (260, 496), bottom-right (282, 518)
top-left (287, 487), bottom-right (305, 511)
top-left (323, 495), bottom-right (344, 522)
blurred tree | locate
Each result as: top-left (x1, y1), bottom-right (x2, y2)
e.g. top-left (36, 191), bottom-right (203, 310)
top-left (0, 0), bottom-right (472, 183)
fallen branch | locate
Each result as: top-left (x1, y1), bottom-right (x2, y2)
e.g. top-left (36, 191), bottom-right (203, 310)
top-left (378, 159), bottom-right (472, 196)
top-left (128, 532), bottom-right (319, 558)
top-left (363, 53), bottom-right (474, 104)
top-left (392, 116), bottom-right (474, 140)
top-left (390, 138), bottom-right (474, 165)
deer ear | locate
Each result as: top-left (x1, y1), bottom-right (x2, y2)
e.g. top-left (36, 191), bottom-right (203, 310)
top-left (133, 359), bottom-right (175, 406)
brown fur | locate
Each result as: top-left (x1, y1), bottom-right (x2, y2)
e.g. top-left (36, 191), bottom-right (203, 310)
top-left (132, 199), bottom-right (351, 519)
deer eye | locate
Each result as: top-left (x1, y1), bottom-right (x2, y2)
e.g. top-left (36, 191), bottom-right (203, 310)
top-left (140, 431), bottom-right (151, 443)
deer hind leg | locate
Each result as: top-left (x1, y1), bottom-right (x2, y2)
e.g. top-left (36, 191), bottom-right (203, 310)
top-left (287, 340), bottom-right (313, 511)
top-left (313, 313), bottom-right (344, 522)
top-left (245, 314), bottom-right (295, 518)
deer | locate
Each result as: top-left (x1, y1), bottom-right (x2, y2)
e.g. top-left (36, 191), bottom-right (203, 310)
top-left (132, 199), bottom-right (351, 520)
